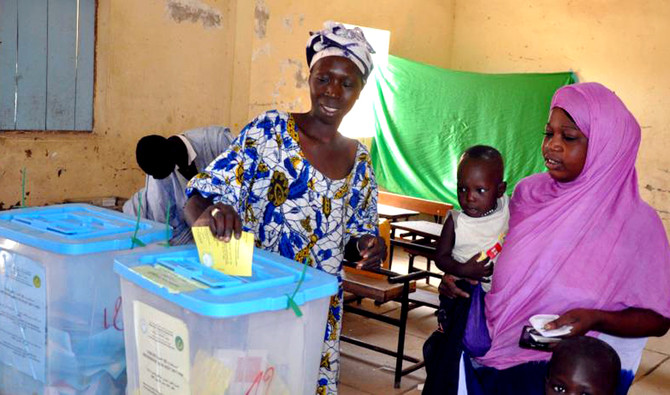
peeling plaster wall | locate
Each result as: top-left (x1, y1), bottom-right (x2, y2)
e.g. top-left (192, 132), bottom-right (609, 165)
top-left (0, 0), bottom-right (235, 208)
top-left (450, 0), bottom-right (670, 234)
top-left (240, 0), bottom-right (456, 130)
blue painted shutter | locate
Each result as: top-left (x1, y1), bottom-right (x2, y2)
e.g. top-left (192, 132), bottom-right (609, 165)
top-left (0, 0), bottom-right (95, 131)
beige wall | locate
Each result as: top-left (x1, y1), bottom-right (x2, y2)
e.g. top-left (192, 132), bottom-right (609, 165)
top-left (0, 0), bottom-right (235, 208)
top-left (239, 0), bottom-right (456, 129)
top-left (449, 0), bottom-right (670, 232)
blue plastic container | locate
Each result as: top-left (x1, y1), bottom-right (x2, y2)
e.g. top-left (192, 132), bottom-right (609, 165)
top-left (114, 245), bottom-right (338, 395)
top-left (0, 204), bottom-right (166, 395)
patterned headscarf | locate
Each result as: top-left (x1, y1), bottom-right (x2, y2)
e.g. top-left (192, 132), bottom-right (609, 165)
top-left (478, 82), bottom-right (670, 369)
top-left (306, 21), bottom-right (375, 82)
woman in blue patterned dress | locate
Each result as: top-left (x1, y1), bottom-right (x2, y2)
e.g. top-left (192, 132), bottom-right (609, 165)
top-left (184, 22), bottom-right (386, 394)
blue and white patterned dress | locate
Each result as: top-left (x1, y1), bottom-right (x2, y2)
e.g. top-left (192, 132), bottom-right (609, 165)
top-left (186, 110), bottom-right (379, 394)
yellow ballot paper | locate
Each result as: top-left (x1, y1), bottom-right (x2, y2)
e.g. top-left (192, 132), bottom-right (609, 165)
top-left (192, 226), bottom-right (255, 276)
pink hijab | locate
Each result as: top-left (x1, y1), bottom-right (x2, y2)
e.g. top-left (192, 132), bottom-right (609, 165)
top-left (479, 82), bottom-right (670, 369)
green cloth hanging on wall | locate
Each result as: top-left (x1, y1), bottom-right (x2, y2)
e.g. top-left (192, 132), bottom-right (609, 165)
top-left (370, 55), bottom-right (576, 208)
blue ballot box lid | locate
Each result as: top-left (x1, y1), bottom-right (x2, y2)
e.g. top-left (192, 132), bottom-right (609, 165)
top-left (114, 245), bottom-right (339, 318)
top-left (0, 204), bottom-right (167, 255)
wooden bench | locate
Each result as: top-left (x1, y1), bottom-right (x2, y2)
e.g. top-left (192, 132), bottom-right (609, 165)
top-left (339, 192), bottom-right (453, 387)
top-left (341, 263), bottom-right (428, 388)
top-left (343, 269), bottom-right (416, 303)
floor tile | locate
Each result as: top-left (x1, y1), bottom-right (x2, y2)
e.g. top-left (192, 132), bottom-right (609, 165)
top-left (339, 382), bottom-right (375, 395)
top-left (342, 312), bottom-right (427, 358)
top-left (340, 342), bottom-right (424, 394)
top-left (629, 357), bottom-right (670, 394)
top-left (634, 349), bottom-right (668, 382)
top-left (379, 305), bottom-right (439, 338)
top-left (645, 334), bottom-right (670, 356)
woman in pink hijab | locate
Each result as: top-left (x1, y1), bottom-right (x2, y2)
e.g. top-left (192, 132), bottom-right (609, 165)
top-left (450, 82), bottom-right (670, 394)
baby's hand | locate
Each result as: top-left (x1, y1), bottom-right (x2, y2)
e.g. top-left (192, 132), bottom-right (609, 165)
top-left (439, 274), bottom-right (470, 298)
top-left (462, 253), bottom-right (493, 280)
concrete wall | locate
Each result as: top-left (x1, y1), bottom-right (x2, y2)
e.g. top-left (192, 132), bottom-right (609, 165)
top-left (0, 0), bottom-right (235, 209)
top-left (449, 0), bottom-right (670, 232)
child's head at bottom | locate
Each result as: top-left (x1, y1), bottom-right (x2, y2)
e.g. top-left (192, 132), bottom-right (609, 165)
top-left (457, 145), bottom-right (506, 218)
top-left (545, 336), bottom-right (621, 395)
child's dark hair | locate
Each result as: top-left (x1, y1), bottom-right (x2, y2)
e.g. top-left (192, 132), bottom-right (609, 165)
top-left (461, 145), bottom-right (503, 163)
top-left (460, 145), bottom-right (504, 182)
top-left (548, 336), bottom-right (621, 393)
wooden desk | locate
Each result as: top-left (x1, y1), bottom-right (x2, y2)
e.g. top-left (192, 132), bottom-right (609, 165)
top-left (391, 220), bottom-right (443, 240)
top-left (378, 204), bottom-right (420, 222)
top-left (390, 220), bottom-right (444, 284)
top-left (388, 220), bottom-right (442, 271)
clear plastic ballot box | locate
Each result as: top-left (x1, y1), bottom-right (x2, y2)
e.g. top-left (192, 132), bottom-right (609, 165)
top-left (0, 204), bottom-right (166, 395)
top-left (113, 245), bottom-right (338, 395)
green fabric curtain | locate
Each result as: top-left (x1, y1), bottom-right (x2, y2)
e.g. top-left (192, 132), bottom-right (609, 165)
top-left (370, 55), bottom-right (575, 208)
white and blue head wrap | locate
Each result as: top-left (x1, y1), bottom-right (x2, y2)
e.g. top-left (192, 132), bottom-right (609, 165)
top-left (306, 21), bottom-right (375, 82)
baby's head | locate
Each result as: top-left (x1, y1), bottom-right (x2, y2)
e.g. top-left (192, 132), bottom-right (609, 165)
top-left (545, 336), bottom-right (621, 395)
top-left (457, 145), bottom-right (506, 218)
